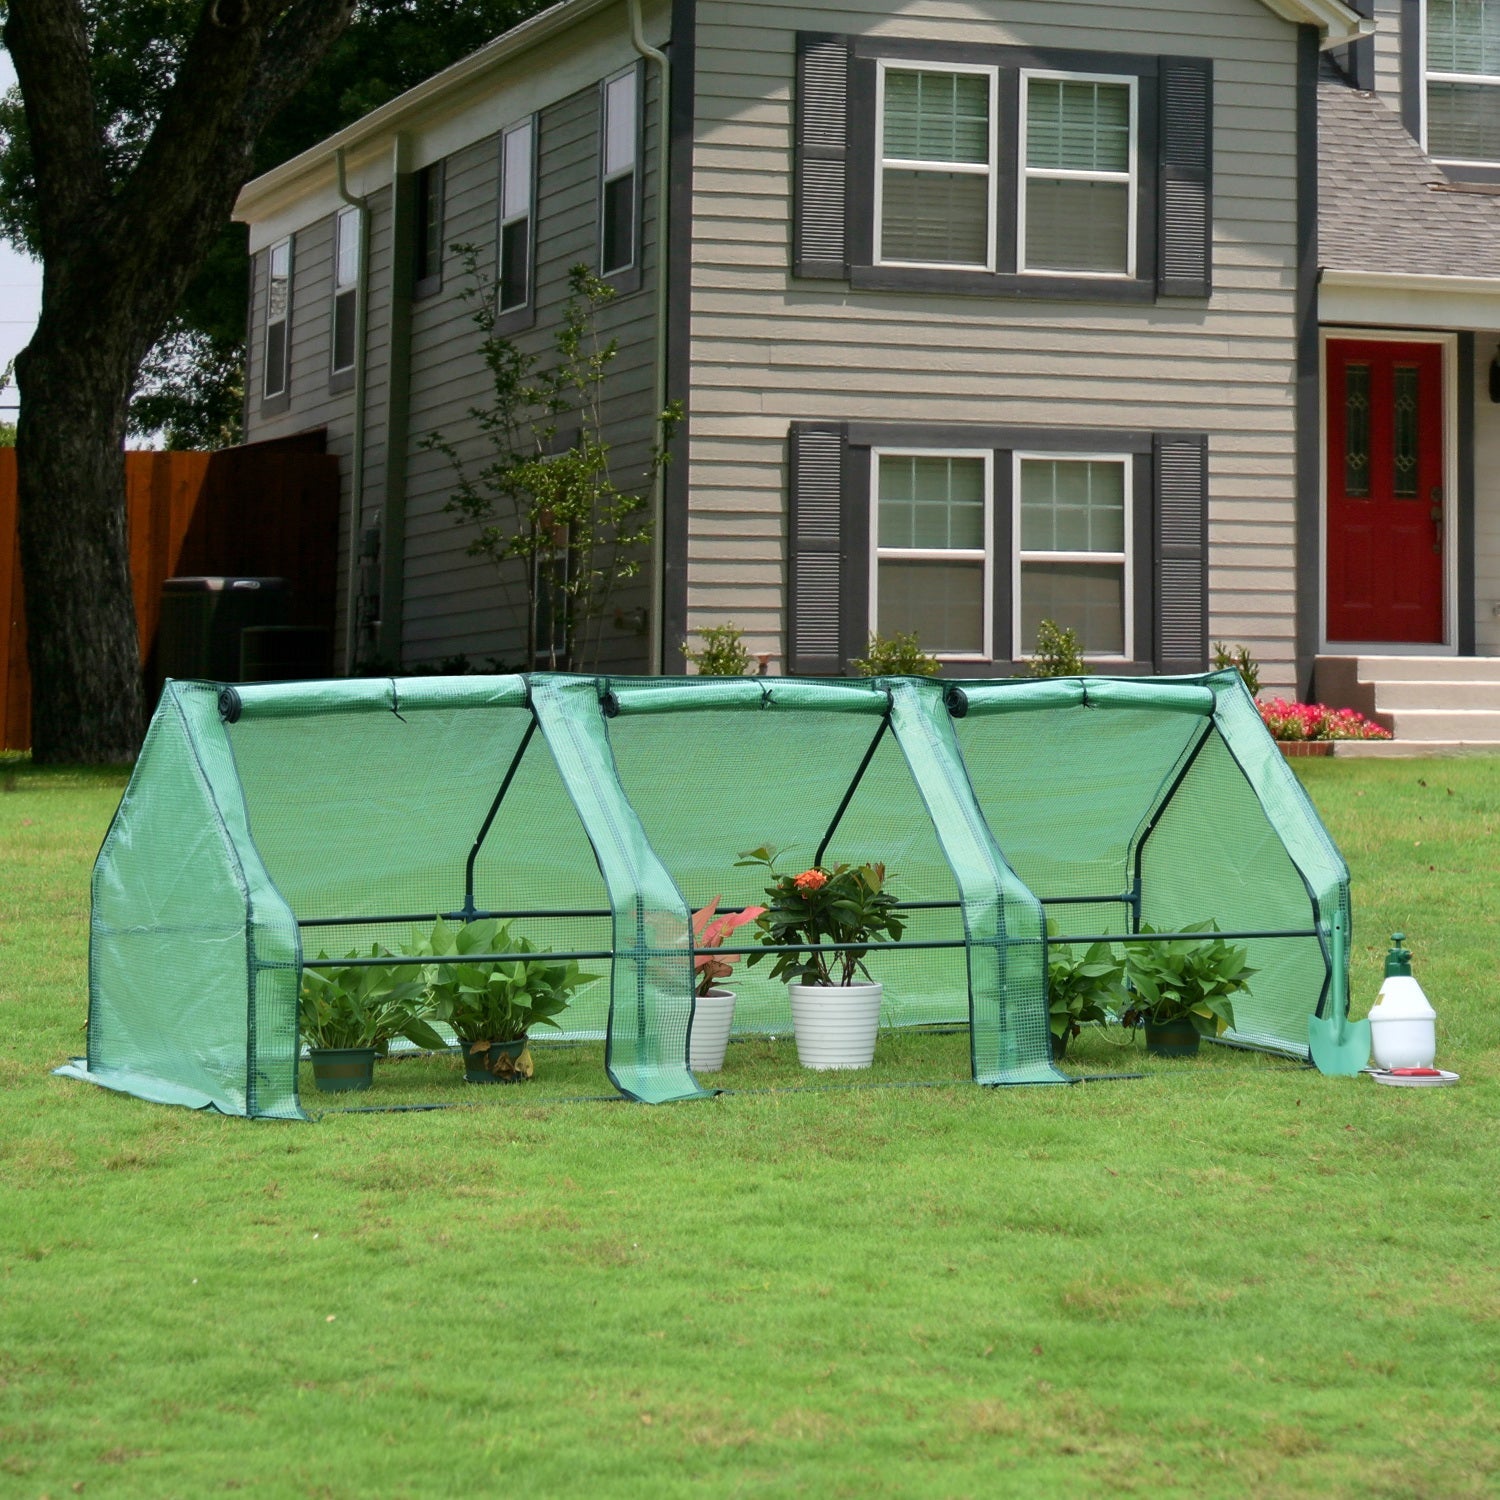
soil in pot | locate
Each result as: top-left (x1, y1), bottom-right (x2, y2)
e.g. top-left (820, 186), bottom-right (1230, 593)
top-left (1144, 1019), bottom-right (1200, 1057)
top-left (1050, 1029), bottom-right (1070, 1062)
top-left (310, 1047), bottom-right (377, 1093)
top-left (689, 989), bottom-right (736, 1074)
top-left (463, 1038), bottom-right (532, 1083)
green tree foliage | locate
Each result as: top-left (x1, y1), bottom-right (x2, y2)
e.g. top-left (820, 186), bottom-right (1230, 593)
top-left (0, 0), bottom-right (549, 446)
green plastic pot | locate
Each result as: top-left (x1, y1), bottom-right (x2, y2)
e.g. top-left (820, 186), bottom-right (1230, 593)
top-left (462, 1038), bottom-right (529, 1084)
top-left (1144, 1019), bottom-right (1200, 1057)
top-left (309, 1046), bottom-right (377, 1092)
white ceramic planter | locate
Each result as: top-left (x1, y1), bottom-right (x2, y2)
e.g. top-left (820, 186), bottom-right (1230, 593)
top-left (788, 982), bottom-right (883, 1070)
top-left (688, 988), bottom-right (736, 1073)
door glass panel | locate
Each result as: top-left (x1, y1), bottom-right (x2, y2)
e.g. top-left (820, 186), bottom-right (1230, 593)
top-left (1394, 365), bottom-right (1420, 498)
top-left (1344, 363), bottom-right (1370, 497)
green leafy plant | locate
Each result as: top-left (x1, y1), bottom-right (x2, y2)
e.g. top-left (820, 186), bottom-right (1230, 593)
top-left (298, 948), bottom-right (445, 1053)
top-left (426, 254), bottom-right (681, 670)
top-left (852, 631), bottom-right (940, 677)
top-left (736, 846), bottom-right (904, 987)
top-left (1120, 922), bottom-right (1257, 1038)
top-left (1046, 921), bottom-right (1127, 1047)
top-left (683, 623), bottom-right (753, 677)
top-left (692, 898), bottom-right (766, 997)
top-left (408, 919), bottom-right (598, 1050)
top-left (1211, 641), bottom-right (1262, 698)
top-left (1028, 619), bottom-right (1086, 678)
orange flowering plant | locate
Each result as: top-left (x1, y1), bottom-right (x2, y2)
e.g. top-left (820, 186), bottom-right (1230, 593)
top-left (691, 897), bottom-right (767, 997)
top-left (734, 845), bottom-right (904, 987)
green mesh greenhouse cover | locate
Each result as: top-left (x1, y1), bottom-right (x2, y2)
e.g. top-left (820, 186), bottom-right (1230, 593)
top-left (64, 669), bottom-right (1350, 1119)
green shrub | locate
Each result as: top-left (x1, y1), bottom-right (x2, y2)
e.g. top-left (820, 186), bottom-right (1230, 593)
top-left (1027, 619), bottom-right (1086, 678)
top-left (683, 623), bottom-right (753, 677)
top-left (852, 631), bottom-right (940, 677)
top-left (1211, 641), bottom-right (1262, 697)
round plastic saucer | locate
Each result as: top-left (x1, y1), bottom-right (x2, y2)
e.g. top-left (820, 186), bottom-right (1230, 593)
top-left (1367, 1066), bottom-right (1459, 1088)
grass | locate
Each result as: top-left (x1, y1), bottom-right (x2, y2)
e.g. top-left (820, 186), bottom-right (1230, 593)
top-left (1, 752), bottom-right (1498, 1497)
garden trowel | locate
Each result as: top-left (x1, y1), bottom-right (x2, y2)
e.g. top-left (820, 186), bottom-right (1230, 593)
top-left (1307, 910), bottom-right (1371, 1075)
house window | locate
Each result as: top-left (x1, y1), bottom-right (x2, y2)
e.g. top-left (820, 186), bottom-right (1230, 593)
top-left (1019, 73), bottom-right (1136, 277)
top-left (1015, 455), bottom-right (1131, 658)
top-left (331, 207), bottom-right (360, 377)
top-left (600, 66), bottom-right (639, 275)
top-left (414, 162), bottom-right (444, 295)
top-left (875, 64), bottom-right (997, 269)
top-left (263, 238), bottom-right (291, 401)
top-left (499, 117), bottom-right (535, 312)
top-left (1426, 0), bottom-right (1500, 161)
top-left (871, 451), bottom-right (992, 657)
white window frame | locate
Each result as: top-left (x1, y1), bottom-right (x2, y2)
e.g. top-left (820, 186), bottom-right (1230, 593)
top-left (1423, 0), bottom-right (1500, 164)
top-left (1012, 450), bottom-right (1133, 662)
top-left (1017, 69), bottom-right (1138, 279)
top-left (600, 66), bottom-right (640, 275)
top-left (869, 447), bottom-right (994, 660)
top-left (263, 237), bottom-right (291, 400)
top-left (330, 207), bottom-right (359, 377)
top-left (498, 115), bottom-right (536, 312)
top-left (873, 60), bottom-right (1000, 272)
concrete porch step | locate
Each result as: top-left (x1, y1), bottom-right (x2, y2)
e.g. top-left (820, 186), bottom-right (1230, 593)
top-left (1321, 654), bottom-right (1500, 683)
top-left (1333, 739), bottom-right (1500, 757)
top-left (1382, 708), bottom-right (1500, 741)
top-left (1377, 681), bottom-right (1500, 710)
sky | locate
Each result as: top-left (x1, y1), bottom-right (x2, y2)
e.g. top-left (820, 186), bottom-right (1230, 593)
top-left (0, 50), bottom-right (44, 416)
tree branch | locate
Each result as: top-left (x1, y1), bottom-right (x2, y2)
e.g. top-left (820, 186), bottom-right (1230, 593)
top-left (2, 0), bottom-right (108, 260)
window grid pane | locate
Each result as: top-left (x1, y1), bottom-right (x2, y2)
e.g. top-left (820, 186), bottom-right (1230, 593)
top-left (1024, 179), bottom-right (1129, 273)
top-left (1428, 0), bottom-right (1500, 74)
top-left (502, 123), bottom-right (532, 222)
top-left (335, 210), bottom-right (359, 291)
top-left (878, 455), bottom-right (986, 549)
top-left (1394, 365), bottom-right (1420, 498)
top-left (1026, 79), bottom-right (1131, 172)
top-left (883, 70), bottom-right (991, 163)
top-left (605, 72), bottom-right (637, 178)
top-left (1427, 79), bottom-right (1500, 156)
top-left (1021, 562), bottom-right (1125, 656)
top-left (880, 170), bottom-right (990, 264)
top-left (878, 559), bottom-right (985, 654)
top-left (1019, 459), bottom-right (1125, 553)
top-left (1344, 363), bottom-right (1371, 498)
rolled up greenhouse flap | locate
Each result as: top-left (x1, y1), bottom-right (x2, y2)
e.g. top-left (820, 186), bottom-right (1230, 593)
top-left (608, 677), bottom-right (890, 717)
top-left (955, 679), bottom-right (1216, 718)
top-left (226, 674), bottom-right (530, 721)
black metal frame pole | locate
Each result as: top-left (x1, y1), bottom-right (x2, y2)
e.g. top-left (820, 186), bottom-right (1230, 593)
top-left (1125, 715), bottom-right (1217, 932)
top-left (300, 906), bottom-right (613, 929)
top-left (813, 709), bottom-right (892, 867)
top-left (1047, 927), bottom-right (1319, 945)
top-left (456, 718), bottom-right (538, 922)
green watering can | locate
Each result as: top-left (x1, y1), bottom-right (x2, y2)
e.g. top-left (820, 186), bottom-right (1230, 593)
top-left (1308, 908), bottom-right (1371, 1076)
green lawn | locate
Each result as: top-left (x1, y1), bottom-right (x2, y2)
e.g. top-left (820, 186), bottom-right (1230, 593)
top-left (1, 753), bottom-right (1497, 1498)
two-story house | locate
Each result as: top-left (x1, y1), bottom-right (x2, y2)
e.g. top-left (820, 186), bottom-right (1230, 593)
top-left (232, 0), bottom-right (1500, 737)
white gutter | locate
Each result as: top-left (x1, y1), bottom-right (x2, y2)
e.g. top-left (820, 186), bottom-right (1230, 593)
top-left (626, 0), bottom-right (671, 674)
top-left (334, 147), bottom-right (372, 673)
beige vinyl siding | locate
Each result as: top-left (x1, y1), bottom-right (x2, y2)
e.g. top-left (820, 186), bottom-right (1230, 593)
top-left (399, 67), bottom-right (662, 671)
top-left (1372, 0), bottom-right (1404, 106)
top-left (244, 185), bottom-right (396, 667)
top-left (1472, 337), bottom-right (1500, 651)
top-left (685, 0), bottom-right (1310, 690)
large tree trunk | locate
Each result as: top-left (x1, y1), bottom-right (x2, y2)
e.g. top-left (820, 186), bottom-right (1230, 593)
top-left (5, 0), bottom-right (356, 763)
top-left (14, 316), bottom-right (144, 763)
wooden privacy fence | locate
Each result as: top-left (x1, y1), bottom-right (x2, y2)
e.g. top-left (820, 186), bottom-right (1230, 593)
top-left (0, 442), bottom-right (340, 751)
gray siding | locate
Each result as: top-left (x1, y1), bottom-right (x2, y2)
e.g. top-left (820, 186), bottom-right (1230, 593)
top-left (400, 68), bottom-right (662, 672)
top-left (1372, 0), bottom-right (1404, 106)
top-left (1473, 338), bottom-right (1500, 652)
top-left (685, 0), bottom-right (1311, 691)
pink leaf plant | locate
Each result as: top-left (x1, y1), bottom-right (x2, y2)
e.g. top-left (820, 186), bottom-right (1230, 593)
top-left (692, 897), bottom-right (768, 997)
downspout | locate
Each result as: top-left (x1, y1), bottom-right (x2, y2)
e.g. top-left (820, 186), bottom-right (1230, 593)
top-left (335, 147), bottom-right (371, 673)
top-left (627, 0), bottom-right (671, 673)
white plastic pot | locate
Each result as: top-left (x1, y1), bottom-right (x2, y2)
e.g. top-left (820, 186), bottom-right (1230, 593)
top-left (788, 982), bottom-right (882, 1070)
top-left (1369, 975), bottom-right (1437, 1069)
top-left (688, 988), bottom-right (736, 1074)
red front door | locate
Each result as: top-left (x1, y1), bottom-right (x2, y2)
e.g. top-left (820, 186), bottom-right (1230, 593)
top-left (1326, 339), bottom-right (1445, 644)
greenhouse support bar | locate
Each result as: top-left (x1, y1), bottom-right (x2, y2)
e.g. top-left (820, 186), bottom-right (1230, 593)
top-left (459, 718), bottom-right (537, 920)
top-left (813, 708), bottom-right (892, 866)
top-left (1048, 928), bottom-right (1320, 945)
top-left (299, 906), bottom-right (614, 928)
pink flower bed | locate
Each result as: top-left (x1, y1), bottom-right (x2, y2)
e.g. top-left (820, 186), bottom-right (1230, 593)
top-left (1257, 698), bottom-right (1392, 742)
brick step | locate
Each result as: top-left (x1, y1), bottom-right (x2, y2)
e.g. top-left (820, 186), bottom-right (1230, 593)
top-left (1383, 708), bottom-right (1500, 742)
top-left (1375, 681), bottom-right (1500, 710)
top-left (1320, 654), bottom-right (1500, 683)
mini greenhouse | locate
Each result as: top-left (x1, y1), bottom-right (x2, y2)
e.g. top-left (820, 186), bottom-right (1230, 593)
top-left (66, 670), bottom-right (1351, 1118)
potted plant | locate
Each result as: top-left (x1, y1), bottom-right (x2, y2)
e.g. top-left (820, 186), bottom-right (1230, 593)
top-left (299, 948), bottom-right (444, 1092)
top-left (1046, 922), bottom-right (1126, 1060)
top-left (409, 918), bottom-right (598, 1083)
top-left (737, 846), bottom-right (904, 1070)
top-left (1121, 922), bottom-right (1257, 1057)
top-left (688, 896), bottom-right (766, 1074)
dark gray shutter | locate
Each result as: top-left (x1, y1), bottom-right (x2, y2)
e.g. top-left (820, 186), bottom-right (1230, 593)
top-left (1157, 57), bottom-right (1213, 298)
top-left (794, 34), bottom-right (850, 279)
top-left (1153, 434), bottom-right (1209, 673)
top-left (788, 423), bottom-right (846, 674)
